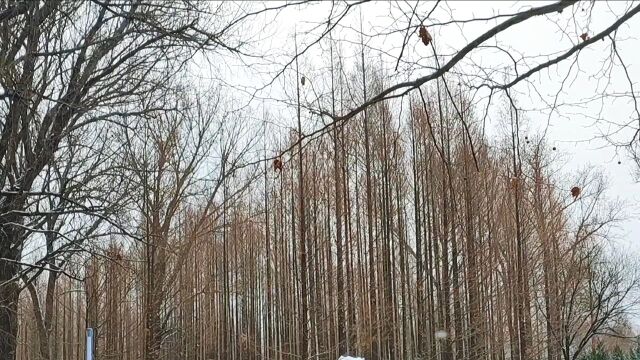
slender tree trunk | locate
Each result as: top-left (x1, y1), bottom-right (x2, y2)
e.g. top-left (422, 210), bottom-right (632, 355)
top-left (331, 41), bottom-right (347, 356)
top-left (410, 112), bottom-right (425, 357)
top-left (264, 152), bottom-right (272, 360)
top-left (510, 106), bottom-right (529, 360)
top-left (294, 36), bottom-right (308, 360)
top-left (462, 119), bottom-right (482, 360)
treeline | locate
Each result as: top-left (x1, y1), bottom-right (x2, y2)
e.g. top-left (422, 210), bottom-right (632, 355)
top-left (583, 346), bottom-right (640, 360)
top-left (15, 69), bottom-right (638, 360)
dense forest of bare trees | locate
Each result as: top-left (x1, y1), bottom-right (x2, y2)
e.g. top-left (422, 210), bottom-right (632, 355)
top-left (14, 68), bottom-right (640, 359)
top-left (4, 1), bottom-right (640, 360)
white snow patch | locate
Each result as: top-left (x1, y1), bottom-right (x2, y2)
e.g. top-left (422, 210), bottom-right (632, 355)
top-left (338, 357), bottom-right (364, 360)
top-left (435, 329), bottom-right (449, 339)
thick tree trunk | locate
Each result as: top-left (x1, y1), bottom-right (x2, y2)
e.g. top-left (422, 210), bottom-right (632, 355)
top-left (144, 231), bottom-right (168, 360)
top-left (145, 302), bottom-right (163, 360)
top-left (24, 281), bottom-right (49, 360)
top-left (0, 225), bottom-right (21, 360)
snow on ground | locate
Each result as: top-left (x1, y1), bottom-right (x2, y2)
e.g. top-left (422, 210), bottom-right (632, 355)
top-left (338, 357), bottom-right (364, 360)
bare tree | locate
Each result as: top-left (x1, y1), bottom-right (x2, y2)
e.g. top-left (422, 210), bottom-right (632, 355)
top-left (120, 88), bottom-right (256, 359)
top-left (0, 1), bottom-right (268, 358)
top-left (241, 1), bottom-right (640, 172)
top-left (6, 2), bottom-right (640, 360)
top-left (18, 123), bottom-right (128, 360)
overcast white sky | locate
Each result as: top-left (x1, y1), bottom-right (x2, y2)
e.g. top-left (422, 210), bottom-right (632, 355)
top-left (207, 1), bottom-right (640, 254)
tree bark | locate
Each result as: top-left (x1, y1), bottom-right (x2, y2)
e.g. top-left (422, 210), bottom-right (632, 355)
top-left (0, 225), bottom-right (21, 360)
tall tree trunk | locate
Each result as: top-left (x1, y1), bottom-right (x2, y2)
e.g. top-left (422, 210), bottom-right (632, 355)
top-left (331, 41), bottom-right (347, 356)
top-left (463, 120), bottom-right (482, 360)
top-left (435, 80), bottom-right (453, 360)
top-left (510, 105), bottom-right (529, 360)
top-left (264, 152), bottom-right (272, 360)
top-left (410, 112), bottom-right (425, 358)
top-left (294, 36), bottom-right (308, 360)
top-left (380, 107), bottom-right (395, 360)
top-left (360, 34), bottom-right (377, 360)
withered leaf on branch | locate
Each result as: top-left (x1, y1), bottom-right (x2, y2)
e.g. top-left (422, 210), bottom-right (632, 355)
top-left (571, 186), bottom-right (581, 198)
top-left (273, 158), bottom-right (283, 172)
top-left (418, 25), bottom-right (432, 46)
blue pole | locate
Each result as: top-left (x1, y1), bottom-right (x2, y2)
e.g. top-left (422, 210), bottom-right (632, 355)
top-left (86, 328), bottom-right (94, 360)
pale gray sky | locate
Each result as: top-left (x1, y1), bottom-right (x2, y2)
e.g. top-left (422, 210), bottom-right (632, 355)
top-left (208, 1), bottom-right (640, 253)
